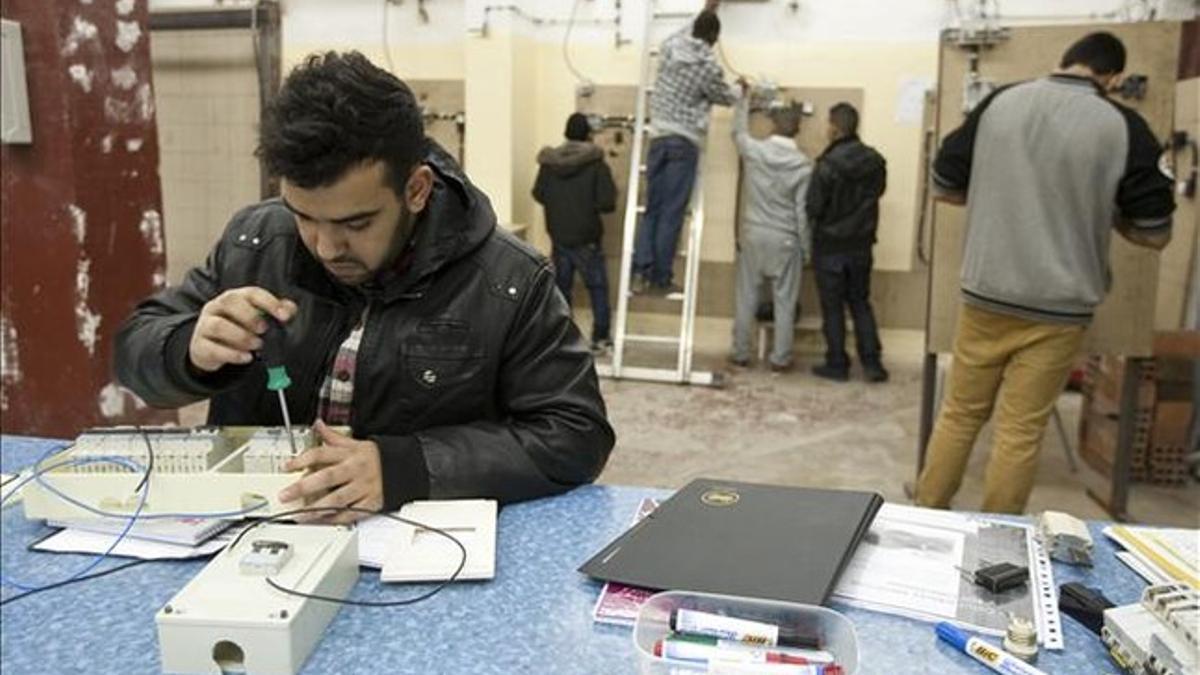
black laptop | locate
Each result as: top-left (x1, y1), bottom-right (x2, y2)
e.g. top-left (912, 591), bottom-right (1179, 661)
top-left (579, 478), bottom-right (884, 606)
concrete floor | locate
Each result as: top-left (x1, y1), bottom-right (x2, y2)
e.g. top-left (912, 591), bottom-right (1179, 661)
top-left (596, 335), bottom-right (1199, 528)
top-left (178, 325), bottom-right (1199, 527)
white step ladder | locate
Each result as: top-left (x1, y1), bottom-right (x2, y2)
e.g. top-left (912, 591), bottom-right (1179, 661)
top-left (595, 1), bottom-right (721, 387)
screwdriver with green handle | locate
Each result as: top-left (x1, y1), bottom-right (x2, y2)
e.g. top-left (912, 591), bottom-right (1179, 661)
top-left (258, 313), bottom-right (298, 458)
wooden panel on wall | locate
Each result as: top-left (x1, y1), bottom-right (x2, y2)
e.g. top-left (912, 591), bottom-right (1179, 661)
top-left (927, 22), bottom-right (1181, 356)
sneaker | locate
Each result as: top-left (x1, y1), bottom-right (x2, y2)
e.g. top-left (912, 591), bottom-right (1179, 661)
top-left (630, 274), bottom-right (649, 295)
top-left (727, 355), bottom-right (751, 368)
top-left (811, 364), bottom-right (849, 382)
top-left (863, 363), bottom-right (890, 383)
top-left (590, 338), bottom-right (613, 354)
top-left (769, 361), bottom-right (794, 374)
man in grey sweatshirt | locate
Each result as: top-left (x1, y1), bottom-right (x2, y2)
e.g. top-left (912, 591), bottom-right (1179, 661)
top-left (916, 32), bottom-right (1174, 513)
top-left (729, 94), bottom-right (812, 372)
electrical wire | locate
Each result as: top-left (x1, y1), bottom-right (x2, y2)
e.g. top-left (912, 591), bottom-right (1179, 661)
top-left (0, 559), bottom-right (151, 608)
top-left (382, 0), bottom-right (398, 74)
top-left (715, 41), bottom-right (746, 82)
top-left (562, 0), bottom-right (592, 85)
top-left (0, 452), bottom-right (148, 593)
top-left (226, 506), bottom-right (467, 607)
top-left (133, 426), bottom-right (154, 494)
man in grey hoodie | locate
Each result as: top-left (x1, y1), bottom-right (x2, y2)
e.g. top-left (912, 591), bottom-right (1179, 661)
top-left (533, 113), bottom-right (618, 352)
top-left (729, 93), bottom-right (812, 372)
top-left (632, 0), bottom-right (738, 295)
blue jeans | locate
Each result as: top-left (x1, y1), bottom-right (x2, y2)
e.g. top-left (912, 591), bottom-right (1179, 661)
top-left (553, 242), bottom-right (611, 342)
top-left (814, 250), bottom-right (882, 370)
top-left (632, 135), bottom-right (699, 287)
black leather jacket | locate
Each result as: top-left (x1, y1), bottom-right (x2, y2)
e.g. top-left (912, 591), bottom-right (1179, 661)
top-left (114, 145), bottom-right (614, 510)
top-left (805, 136), bottom-right (887, 255)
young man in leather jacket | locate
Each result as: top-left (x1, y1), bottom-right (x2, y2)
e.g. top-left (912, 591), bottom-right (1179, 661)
top-left (115, 52), bottom-right (615, 523)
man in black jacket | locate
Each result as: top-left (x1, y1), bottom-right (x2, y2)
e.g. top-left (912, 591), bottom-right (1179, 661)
top-left (114, 52), bottom-right (614, 523)
top-left (533, 113), bottom-right (617, 352)
top-left (805, 103), bottom-right (889, 383)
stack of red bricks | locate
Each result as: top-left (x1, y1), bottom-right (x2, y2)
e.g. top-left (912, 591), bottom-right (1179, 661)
top-left (1079, 355), bottom-right (1156, 481)
top-left (1146, 332), bottom-right (1197, 486)
top-left (1079, 331), bottom-right (1198, 486)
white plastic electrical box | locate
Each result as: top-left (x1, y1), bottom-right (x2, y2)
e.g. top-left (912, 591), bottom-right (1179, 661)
top-left (22, 426), bottom-right (318, 521)
top-left (1, 19), bottom-right (32, 144)
top-left (157, 524), bottom-right (359, 675)
top-left (380, 499), bottom-right (497, 582)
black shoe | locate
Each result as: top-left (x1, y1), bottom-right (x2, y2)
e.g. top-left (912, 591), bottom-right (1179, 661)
top-left (651, 283), bottom-right (685, 299)
top-left (590, 338), bottom-right (613, 354)
top-left (864, 363), bottom-right (890, 383)
top-left (630, 274), bottom-right (650, 295)
top-left (727, 355), bottom-right (751, 368)
top-left (811, 364), bottom-right (849, 382)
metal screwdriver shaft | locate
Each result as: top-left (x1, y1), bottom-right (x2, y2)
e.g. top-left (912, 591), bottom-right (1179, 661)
top-left (259, 314), bottom-right (298, 458)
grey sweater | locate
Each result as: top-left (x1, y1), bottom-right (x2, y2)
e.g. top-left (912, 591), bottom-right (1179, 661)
top-left (934, 74), bottom-right (1174, 324)
top-left (732, 98), bottom-right (813, 251)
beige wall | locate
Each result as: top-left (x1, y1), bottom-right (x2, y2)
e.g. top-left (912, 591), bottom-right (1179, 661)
top-left (151, 29), bottom-right (261, 284)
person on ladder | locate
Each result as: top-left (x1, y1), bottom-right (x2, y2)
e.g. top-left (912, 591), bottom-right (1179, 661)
top-left (632, 0), bottom-right (739, 296)
top-left (534, 113), bottom-right (618, 354)
top-left (729, 90), bottom-right (813, 373)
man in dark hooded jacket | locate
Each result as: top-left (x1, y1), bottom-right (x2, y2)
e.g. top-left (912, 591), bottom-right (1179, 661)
top-left (806, 102), bottom-right (889, 383)
top-left (533, 113), bottom-right (618, 352)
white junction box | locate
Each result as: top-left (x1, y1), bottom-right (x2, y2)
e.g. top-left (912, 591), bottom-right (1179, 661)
top-left (157, 524), bottom-right (359, 675)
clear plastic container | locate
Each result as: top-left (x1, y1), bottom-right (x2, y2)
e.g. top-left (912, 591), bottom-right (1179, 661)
top-left (632, 591), bottom-right (860, 675)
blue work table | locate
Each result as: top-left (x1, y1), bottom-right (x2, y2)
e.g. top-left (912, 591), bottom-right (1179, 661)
top-left (2, 436), bottom-right (1140, 674)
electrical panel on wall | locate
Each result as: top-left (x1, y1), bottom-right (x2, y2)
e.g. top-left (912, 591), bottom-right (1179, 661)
top-left (1, 19), bottom-right (33, 144)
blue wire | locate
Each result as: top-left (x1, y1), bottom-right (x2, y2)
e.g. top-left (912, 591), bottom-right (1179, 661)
top-left (0, 455), bottom-right (147, 592)
top-left (1, 444), bottom-right (269, 594)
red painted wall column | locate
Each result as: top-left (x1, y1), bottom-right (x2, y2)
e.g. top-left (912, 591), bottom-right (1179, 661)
top-left (1, 0), bottom-right (172, 435)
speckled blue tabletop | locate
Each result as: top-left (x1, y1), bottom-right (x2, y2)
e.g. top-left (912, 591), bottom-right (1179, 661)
top-left (2, 436), bottom-right (1136, 674)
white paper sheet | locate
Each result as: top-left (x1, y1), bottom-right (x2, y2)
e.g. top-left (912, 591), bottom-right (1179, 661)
top-left (1105, 525), bottom-right (1199, 588)
top-left (33, 527), bottom-right (233, 560)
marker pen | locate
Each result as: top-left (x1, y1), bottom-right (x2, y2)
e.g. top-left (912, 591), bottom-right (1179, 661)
top-left (653, 638), bottom-right (842, 674)
top-left (670, 608), bottom-right (780, 645)
top-left (661, 633), bottom-right (836, 664)
top-left (936, 622), bottom-right (1048, 675)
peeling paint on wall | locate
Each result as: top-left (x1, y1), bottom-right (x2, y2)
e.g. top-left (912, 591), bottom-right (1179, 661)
top-left (115, 19), bottom-right (141, 53)
top-left (100, 132), bottom-right (114, 153)
top-left (135, 82), bottom-right (154, 120)
top-left (115, 0), bottom-right (135, 17)
top-left (125, 137), bottom-right (143, 152)
top-left (138, 209), bottom-right (163, 256)
top-left (98, 381), bottom-right (145, 418)
top-left (62, 16), bottom-right (99, 56)
top-left (110, 64), bottom-right (137, 90)
top-left (75, 258), bottom-right (103, 356)
top-left (104, 96), bottom-right (133, 123)
top-left (0, 312), bottom-right (21, 412)
top-left (67, 204), bottom-right (87, 244)
top-left (67, 63), bottom-right (93, 92)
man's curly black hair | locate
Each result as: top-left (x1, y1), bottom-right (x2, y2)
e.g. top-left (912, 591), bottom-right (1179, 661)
top-left (256, 51), bottom-right (425, 195)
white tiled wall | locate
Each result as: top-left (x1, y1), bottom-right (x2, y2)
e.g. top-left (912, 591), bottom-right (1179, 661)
top-left (151, 29), bottom-right (261, 284)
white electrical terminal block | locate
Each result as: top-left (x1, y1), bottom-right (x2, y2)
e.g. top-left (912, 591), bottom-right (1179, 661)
top-left (22, 426), bottom-right (320, 521)
top-left (1037, 510), bottom-right (1094, 566)
top-left (1102, 583), bottom-right (1199, 675)
top-left (158, 524), bottom-right (358, 675)
top-left (244, 427), bottom-right (316, 474)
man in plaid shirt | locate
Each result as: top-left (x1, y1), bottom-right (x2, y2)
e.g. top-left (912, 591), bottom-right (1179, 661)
top-left (632, 0), bottom-right (738, 294)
